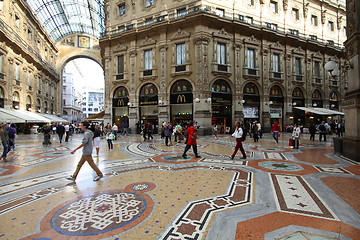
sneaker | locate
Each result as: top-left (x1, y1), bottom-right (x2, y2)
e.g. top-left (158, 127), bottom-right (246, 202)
top-left (66, 176), bottom-right (75, 181)
top-left (182, 154), bottom-right (187, 159)
top-left (93, 175), bottom-right (103, 181)
top-left (229, 156), bottom-right (234, 160)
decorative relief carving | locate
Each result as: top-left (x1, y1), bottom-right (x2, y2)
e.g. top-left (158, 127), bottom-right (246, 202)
top-left (321, 10), bottom-right (327, 24)
top-left (337, 16), bottom-right (343, 30)
top-left (212, 28), bottom-right (231, 40)
top-left (113, 43), bottom-right (128, 52)
top-left (170, 28), bottom-right (190, 41)
top-left (292, 46), bottom-right (305, 55)
top-left (283, 0), bottom-right (288, 11)
top-left (235, 46), bottom-right (241, 93)
top-left (303, 2), bottom-right (309, 18)
top-left (244, 35), bottom-right (260, 45)
top-left (160, 47), bottom-right (167, 94)
top-left (139, 36), bottom-right (156, 47)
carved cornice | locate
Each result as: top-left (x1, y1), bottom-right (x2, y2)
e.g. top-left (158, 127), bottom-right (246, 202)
top-left (139, 36), bottom-right (156, 47)
top-left (113, 43), bottom-right (128, 52)
top-left (193, 36), bottom-right (210, 44)
top-left (212, 28), bottom-right (231, 40)
top-left (244, 35), bottom-right (260, 45)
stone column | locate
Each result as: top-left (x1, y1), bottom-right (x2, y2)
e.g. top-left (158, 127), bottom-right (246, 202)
top-left (261, 48), bottom-right (271, 132)
top-left (194, 36), bottom-right (212, 135)
top-left (158, 43), bottom-right (169, 125)
top-left (128, 49), bottom-right (137, 133)
top-left (234, 42), bottom-right (243, 122)
top-left (103, 55), bottom-right (112, 125)
top-left (343, 0), bottom-right (360, 161)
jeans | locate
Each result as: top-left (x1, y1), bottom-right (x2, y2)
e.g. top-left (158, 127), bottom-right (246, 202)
top-left (273, 131), bottom-right (279, 143)
top-left (231, 138), bottom-right (246, 158)
top-left (293, 138), bottom-right (299, 149)
top-left (2, 142), bottom-right (8, 159)
top-left (214, 131), bottom-right (218, 137)
top-left (65, 132), bottom-right (70, 142)
top-left (107, 139), bottom-right (113, 149)
top-left (58, 134), bottom-right (63, 143)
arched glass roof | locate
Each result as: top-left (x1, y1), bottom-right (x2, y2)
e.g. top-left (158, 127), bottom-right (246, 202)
top-left (25, 0), bottom-right (105, 42)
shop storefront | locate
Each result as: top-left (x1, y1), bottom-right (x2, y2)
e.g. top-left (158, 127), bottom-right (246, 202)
top-left (243, 82), bottom-right (260, 122)
top-left (292, 87), bottom-right (305, 125)
top-left (170, 80), bottom-right (193, 124)
top-left (312, 89), bottom-right (323, 108)
top-left (329, 92), bottom-right (339, 110)
top-left (139, 83), bottom-right (158, 133)
top-left (112, 86), bottom-right (129, 128)
top-left (211, 80), bottom-right (232, 133)
top-left (269, 85), bottom-right (284, 131)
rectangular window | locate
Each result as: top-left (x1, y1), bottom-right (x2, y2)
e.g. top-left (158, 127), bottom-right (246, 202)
top-left (177, 8), bottom-right (186, 18)
top-left (270, 1), bottom-right (278, 13)
top-left (144, 50), bottom-right (152, 70)
top-left (145, 18), bottom-right (153, 25)
top-left (15, 63), bottom-right (19, 80)
top-left (215, 8), bottom-right (224, 17)
top-left (38, 77), bottom-right (41, 89)
top-left (314, 61), bottom-right (321, 78)
top-left (247, 49), bottom-right (255, 69)
top-left (176, 43), bottom-right (186, 65)
top-left (217, 43), bottom-right (226, 65)
top-left (0, 54), bottom-right (2, 73)
top-left (28, 72), bottom-right (31, 86)
top-left (245, 16), bottom-right (253, 24)
top-left (343, 27), bottom-right (346, 36)
top-left (246, 0), bottom-right (254, 6)
top-left (145, 0), bottom-right (154, 7)
top-left (88, 108), bottom-right (92, 111)
top-left (118, 3), bottom-right (125, 16)
top-left (295, 57), bottom-right (302, 75)
top-left (117, 55), bottom-right (124, 74)
top-left (272, 54), bottom-right (280, 72)
top-left (328, 21), bottom-right (334, 31)
top-left (311, 15), bottom-right (318, 26)
top-left (15, 15), bottom-right (19, 27)
top-left (27, 29), bottom-right (32, 40)
top-left (0, 0), bottom-right (3, 11)
top-left (292, 8), bottom-right (299, 20)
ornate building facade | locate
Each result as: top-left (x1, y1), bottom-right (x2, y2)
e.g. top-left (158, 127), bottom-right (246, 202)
top-left (100, 0), bottom-right (347, 134)
top-left (0, 0), bottom-right (60, 116)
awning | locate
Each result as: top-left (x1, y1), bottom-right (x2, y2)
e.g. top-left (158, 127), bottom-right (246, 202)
top-left (0, 109), bottom-right (50, 123)
top-left (84, 111), bottom-right (105, 120)
top-left (38, 113), bottom-right (68, 123)
top-left (294, 107), bottom-right (345, 116)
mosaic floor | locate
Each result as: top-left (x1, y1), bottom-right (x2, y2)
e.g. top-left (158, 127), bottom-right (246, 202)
top-left (0, 133), bottom-right (359, 240)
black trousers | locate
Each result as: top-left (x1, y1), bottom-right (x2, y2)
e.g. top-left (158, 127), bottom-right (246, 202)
top-left (165, 136), bottom-right (170, 146)
top-left (319, 132), bottom-right (327, 142)
top-left (183, 144), bottom-right (198, 156)
top-left (310, 133), bottom-right (315, 141)
top-left (107, 139), bottom-right (113, 149)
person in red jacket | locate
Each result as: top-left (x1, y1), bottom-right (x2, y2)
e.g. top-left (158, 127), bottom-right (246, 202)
top-left (271, 121), bottom-right (280, 143)
top-left (182, 121), bottom-right (201, 158)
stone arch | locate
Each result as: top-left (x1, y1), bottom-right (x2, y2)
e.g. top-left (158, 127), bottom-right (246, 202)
top-left (291, 86), bottom-right (307, 99)
top-left (167, 77), bottom-right (195, 95)
top-left (136, 81), bottom-right (160, 98)
top-left (312, 88), bottom-right (324, 99)
top-left (210, 77), bottom-right (234, 94)
top-left (241, 80), bottom-right (262, 95)
top-left (269, 83), bottom-right (286, 97)
top-left (111, 85), bottom-right (130, 98)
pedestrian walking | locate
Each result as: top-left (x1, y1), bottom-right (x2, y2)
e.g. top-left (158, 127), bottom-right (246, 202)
top-left (257, 122), bottom-right (262, 139)
top-left (56, 123), bottom-right (65, 143)
top-left (93, 125), bottom-right (101, 156)
top-left (64, 123), bottom-right (70, 142)
top-left (309, 123), bottom-right (316, 141)
top-left (147, 122), bottom-right (153, 140)
top-left (112, 123), bottom-right (118, 140)
top-left (229, 121), bottom-right (247, 159)
top-left (213, 124), bottom-right (218, 138)
top-left (336, 120), bottom-right (344, 137)
top-left (0, 124), bottom-right (9, 162)
top-left (7, 123), bottom-right (16, 151)
top-left (271, 121), bottom-right (280, 143)
top-left (164, 122), bottom-right (172, 146)
top-left (317, 121), bottom-right (327, 142)
top-left (292, 124), bottom-right (301, 149)
top-left (252, 121), bottom-right (259, 142)
top-left (106, 131), bottom-right (114, 150)
top-left (182, 121), bottom-right (201, 158)
top-left (66, 121), bottom-right (103, 182)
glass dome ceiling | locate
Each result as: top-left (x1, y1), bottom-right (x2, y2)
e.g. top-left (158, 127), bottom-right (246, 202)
top-left (25, 0), bottom-right (105, 42)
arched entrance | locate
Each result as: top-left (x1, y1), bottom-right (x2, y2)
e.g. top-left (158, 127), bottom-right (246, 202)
top-left (0, 87), bottom-right (5, 108)
top-left (170, 80), bottom-right (193, 124)
top-left (292, 87), bottom-right (305, 125)
top-left (270, 85), bottom-right (284, 131)
top-left (26, 95), bottom-right (32, 111)
top-left (243, 83), bottom-right (260, 122)
top-left (139, 83), bottom-right (159, 133)
top-left (211, 80), bottom-right (232, 133)
top-left (312, 89), bottom-right (323, 108)
top-left (329, 92), bottom-right (339, 110)
top-left (13, 91), bottom-right (20, 109)
top-left (112, 86), bottom-right (129, 128)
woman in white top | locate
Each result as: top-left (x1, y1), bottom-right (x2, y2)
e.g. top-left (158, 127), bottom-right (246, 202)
top-left (292, 124), bottom-right (301, 149)
top-left (229, 121), bottom-right (247, 159)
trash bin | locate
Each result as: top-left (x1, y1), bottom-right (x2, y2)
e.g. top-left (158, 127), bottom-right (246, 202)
top-left (333, 137), bottom-right (343, 154)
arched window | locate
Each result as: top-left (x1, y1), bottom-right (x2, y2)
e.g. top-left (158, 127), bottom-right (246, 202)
top-left (13, 91), bottom-right (20, 102)
top-left (44, 101), bottom-right (48, 112)
top-left (140, 83), bottom-right (158, 96)
top-left (270, 85), bottom-right (283, 97)
top-left (26, 95), bottom-right (31, 105)
top-left (292, 88), bottom-right (304, 98)
top-left (50, 103), bottom-right (54, 113)
top-left (63, 110), bottom-right (68, 115)
top-left (212, 80), bottom-right (231, 94)
top-left (36, 98), bottom-right (41, 112)
top-left (330, 92), bottom-right (338, 101)
top-left (171, 80), bottom-right (192, 94)
top-left (243, 83), bottom-right (259, 95)
top-left (0, 87), bottom-right (4, 108)
top-left (312, 89), bottom-right (322, 100)
top-left (113, 86), bottom-right (128, 98)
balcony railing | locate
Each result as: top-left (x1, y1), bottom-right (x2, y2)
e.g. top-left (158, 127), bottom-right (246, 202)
top-left (143, 70), bottom-right (153, 76)
top-left (315, 77), bottom-right (322, 84)
top-left (248, 68), bottom-right (257, 75)
top-left (101, 5), bottom-right (343, 49)
top-left (175, 65), bottom-right (186, 72)
top-left (116, 74), bottom-right (124, 80)
top-left (294, 75), bottom-right (304, 81)
top-left (273, 72), bottom-right (282, 79)
top-left (217, 64), bottom-right (228, 72)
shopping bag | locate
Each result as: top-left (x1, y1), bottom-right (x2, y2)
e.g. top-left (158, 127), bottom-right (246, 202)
top-left (289, 138), bottom-right (293, 147)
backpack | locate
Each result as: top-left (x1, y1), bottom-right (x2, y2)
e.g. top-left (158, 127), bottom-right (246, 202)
top-left (319, 124), bottom-right (325, 131)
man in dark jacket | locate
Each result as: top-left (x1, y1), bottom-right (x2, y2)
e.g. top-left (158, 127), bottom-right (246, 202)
top-left (309, 123), bottom-right (316, 141)
top-left (56, 123), bottom-right (65, 143)
top-left (317, 121), bottom-right (327, 142)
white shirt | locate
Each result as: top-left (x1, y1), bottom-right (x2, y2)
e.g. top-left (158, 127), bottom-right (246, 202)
top-left (292, 127), bottom-right (301, 139)
top-left (64, 125), bottom-right (69, 132)
top-left (232, 127), bottom-right (243, 138)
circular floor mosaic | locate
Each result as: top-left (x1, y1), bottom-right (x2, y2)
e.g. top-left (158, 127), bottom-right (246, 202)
top-left (162, 155), bottom-right (190, 161)
top-left (50, 191), bottom-right (147, 236)
top-left (259, 161), bottom-right (303, 171)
